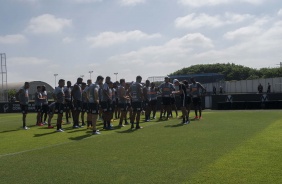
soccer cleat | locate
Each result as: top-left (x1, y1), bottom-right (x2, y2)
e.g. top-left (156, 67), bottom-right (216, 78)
top-left (199, 116), bottom-right (202, 119)
top-left (92, 131), bottom-right (101, 135)
top-left (56, 129), bottom-right (64, 132)
top-left (23, 126), bottom-right (30, 130)
top-left (48, 126), bottom-right (54, 129)
top-left (37, 123), bottom-right (44, 126)
top-left (43, 121), bottom-right (48, 125)
top-left (194, 116), bottom-right (199, 119)
top-left (73, 125), bottom-right (79, 129)
top-left (118, 124), bottom-right (124, 127)
top-left (136, 126), bottom-right (143, 129)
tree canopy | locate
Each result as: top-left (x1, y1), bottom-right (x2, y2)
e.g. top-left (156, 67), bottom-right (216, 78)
top-left (170, 63), bottom-right (282, 81)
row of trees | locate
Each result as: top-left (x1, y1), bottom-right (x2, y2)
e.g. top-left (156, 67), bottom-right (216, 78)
top-left (170, 63), bottom-right (282, 81)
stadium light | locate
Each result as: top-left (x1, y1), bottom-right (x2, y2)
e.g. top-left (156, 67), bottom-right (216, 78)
top-left (54, 74), bottom-right (58, 88)
top-left (114, 72), bottom-right (118, 82)
top-left (89, 71), bottom-right (93, 80)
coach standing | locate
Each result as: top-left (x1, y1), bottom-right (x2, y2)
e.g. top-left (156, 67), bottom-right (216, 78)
top-left (16, 82), bottom-right (30, 130)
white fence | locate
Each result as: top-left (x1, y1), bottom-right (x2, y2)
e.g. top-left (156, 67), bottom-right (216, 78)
top-left (204, 77), bottom-right (282, 94)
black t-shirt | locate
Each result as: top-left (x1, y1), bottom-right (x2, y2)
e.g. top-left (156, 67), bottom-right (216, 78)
top-left (179, 84), bottom-right (187, 98)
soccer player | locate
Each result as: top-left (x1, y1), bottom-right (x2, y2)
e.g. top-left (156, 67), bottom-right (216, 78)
top-left (149, 82), bottom-right (158, 119)
top-left (173, 79), bottom-right (191, 124)
top-left (125, 83), bottom-right (132, 125)
top-left (84, 79), bottom-right (93, 128)
top-left (158, 77), bottom-right (175, 120)
top-left (170, 79), bottom-right (179, 118)
top-left (16, 82), bottom-right (30, 130)
top-left (190, 77), bottom-right (206, 119)
top-left (113, 82), bottom-right (120, 120)
top-left (117, 79), bottom-right (130, 127)
top-left (34, 86), bottom-right (44, 126)
top-left (129, 75), bottom-right (144, 129)
top-left (53, 79), bottom-right (65, 132)
top-left (72, 77), bottom-right (83, 128)
top-left (109, 81), bottom-right (116, 122)
top-left (84, 75), bottom-right (104, 135)
top-left (143, 80), bottom-right (151, 122)
top-left (64, 81), bottom-right (73, 124)
top-left (46, 102), bottom-right (56, 128)
top-left (80, 82), bottom-right (88, 127)
top-left (101, 76), bottom-right (113, 130)
top-left (41, 85), bottom-right (49, 125)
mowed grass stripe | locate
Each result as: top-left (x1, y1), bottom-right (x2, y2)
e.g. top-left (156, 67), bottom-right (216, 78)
top-left (0, 113), bottom-right (173, 156)
top-left (189, 118), bottom-right (282, 184)
top-left (1, 111), bottom-right (281, 184)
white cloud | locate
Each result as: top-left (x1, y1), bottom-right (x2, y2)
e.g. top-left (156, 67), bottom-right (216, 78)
top-left (119, 0), bottom-right (146, 6)
top-left (224, 26), bottom-right (262, 40)
top-left (178, 0), bottom-right (266, 7)
top-left (105, 33), bottom-right (213, 80)
top-left (278, 9), bottom-right (282, 16)
top-left (26, 14), bottom-right (72, 34)
top-left (86, 30), bottom-right (161, 48)
top-left (0, 34), bottom-right (27, 44)
top-left (9, 57), bottom-right (50, 66)
top-left (62, 37), bottom-right (74, 43)
top-left (175, 13), bottom-right (253, 29)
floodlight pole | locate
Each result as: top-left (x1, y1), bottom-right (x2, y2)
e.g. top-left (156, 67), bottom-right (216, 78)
top-left (114, 72), bottom-right (118, 82)
top-left (89, 71), bottom-right (93, 80)
top-left (54, 74), bottom-right (58, 87)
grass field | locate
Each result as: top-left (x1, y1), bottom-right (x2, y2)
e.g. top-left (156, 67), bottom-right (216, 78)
top-left (1, 110), bottom-right (282, 184)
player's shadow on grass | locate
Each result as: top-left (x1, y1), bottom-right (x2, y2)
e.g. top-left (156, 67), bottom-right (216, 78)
top-left (0, 129), bottom-right (20, 133)
top-left (69, 133), bottom-right (92, 141)
top-left (164, 123), bottom-right (184, 128)
top-left (67, 128), bottom-right (89, 133)
top-left (34, 131), bottom-right (57, 137)
top-left (116, 128), bottom-right (137, 133)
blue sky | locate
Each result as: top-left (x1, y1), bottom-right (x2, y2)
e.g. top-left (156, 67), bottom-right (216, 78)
top-left (1, 0), bottom-right (282, 87)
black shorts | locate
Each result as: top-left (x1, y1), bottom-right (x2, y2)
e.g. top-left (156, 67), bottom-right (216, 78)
top-left (101, 101), bottom-right (112, 112)
top-left (131, 101), bottom-right (143, 112)
top-left (118, 103), bottom-right (127, 111)
top-left (126, 102), bottom-right (131, 109)
top-left (143, 100), bottom-right (150, 109)
top-left (73, 100), bottom-right (82, 111)
top-left (170, 97), bottom-right (176, 105)
top-left (20, 104), bottom-right (28, 114)
top-left (41, 104), bottom-right (49, 113)
top-left (150, 99), bottom-right (157, 107)
top-left (192, 97), bottom-right (201, 107)
top-left (88, 103), bottom-right (99, 114)
top-left (35, 105), bottom-right (42, 112)
top-left (162, 97), bottom-right (171, 106)
top-left (65, 99), bottom-right (73, 110)
top-left (54, 103), bottom-right (65, 114)
top-left (81, 102), bottom-right (89, 112)
top-left (181, 96), bottom-right (192, 107)
top-left (112, 101), bottom-right (116, 111)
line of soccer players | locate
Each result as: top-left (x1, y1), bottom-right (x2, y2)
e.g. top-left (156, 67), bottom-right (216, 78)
top-left (16, 75), bottom-right (206, 133)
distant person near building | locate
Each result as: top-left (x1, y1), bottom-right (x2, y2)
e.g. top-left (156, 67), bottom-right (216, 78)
top-left (213, 86), bottom-right (216, 95)
top-left (16, 82), bottom-right (30, 130)
top-left (267, 83), bottom-right (271, 93)
top-left (219, 86), bottom-right (223, 94)
top-left (258, 83), bottom-right (263, 93)
top-left (190, 78), bottom-right (206, 120)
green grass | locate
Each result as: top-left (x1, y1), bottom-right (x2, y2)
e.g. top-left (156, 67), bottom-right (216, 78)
top-left (0, 110), bottom-right (282, 184)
